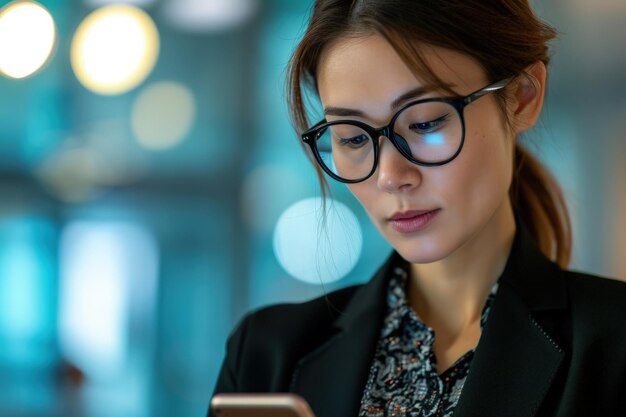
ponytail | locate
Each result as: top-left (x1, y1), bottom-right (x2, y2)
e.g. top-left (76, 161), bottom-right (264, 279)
top-left (510, 143), bottom-right (572, 268)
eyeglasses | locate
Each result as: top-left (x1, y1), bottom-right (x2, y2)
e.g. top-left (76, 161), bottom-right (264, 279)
top-left (301, 77), bottom-right (513, 183)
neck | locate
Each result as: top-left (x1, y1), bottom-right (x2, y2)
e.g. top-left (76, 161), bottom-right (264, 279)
top-left (407, 201), bottom-right (516, 334)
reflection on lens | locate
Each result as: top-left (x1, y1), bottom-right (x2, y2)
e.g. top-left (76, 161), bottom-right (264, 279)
top-left (394, 102), bottom-right (462, 163)
top-left (423, 132), bottom-right (446, 145)
top-left (316, 123), bottom-right (374, 181)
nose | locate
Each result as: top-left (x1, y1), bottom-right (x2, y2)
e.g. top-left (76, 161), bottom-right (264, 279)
top-left (376, 135), bottom-right (422, 193)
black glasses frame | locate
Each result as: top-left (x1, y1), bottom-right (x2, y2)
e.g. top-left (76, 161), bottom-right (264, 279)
top-left (301, 77), bottom-right (514, 184)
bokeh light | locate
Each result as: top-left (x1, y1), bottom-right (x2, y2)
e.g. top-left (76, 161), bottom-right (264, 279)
top-left (163, 0), bottom-right (258, 33)
top-left (0, 1), bottom-right (56, 79)
top-left (0, 242), bottom-right (45, 341)
top-left (35, 146), bottom-right (102, 203)
top-left (0, 220), bottom-right (52, 344)
top-left (273, 197), bottom-right (362, 284)
top-left (240, 165), bottom-right (311, 233)
top-left (84, 0), bottom-right (155, 8)
top-left (71, 4), bottom-right (159, 95)
top-left (131, 81), bottom-right (196, 150)
top-left (59, 221), bottom-right (158, 380)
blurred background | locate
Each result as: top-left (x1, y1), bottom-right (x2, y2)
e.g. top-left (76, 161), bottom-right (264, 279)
top-left (0, 0), bottom-right (624, 416)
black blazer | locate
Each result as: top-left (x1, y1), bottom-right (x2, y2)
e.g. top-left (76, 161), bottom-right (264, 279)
top-left (209, 225), bottom-right (626, 417)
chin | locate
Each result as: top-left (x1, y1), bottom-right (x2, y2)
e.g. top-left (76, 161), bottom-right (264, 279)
top-left (388, 235), bottom-right (451, 265)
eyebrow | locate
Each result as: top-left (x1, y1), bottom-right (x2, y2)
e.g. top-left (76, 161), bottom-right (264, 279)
top-left (323, 83), bottom-right (456, 117)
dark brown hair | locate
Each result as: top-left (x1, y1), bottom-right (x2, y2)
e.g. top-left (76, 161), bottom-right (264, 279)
top-left (286, 0), bottom-right (572, 267)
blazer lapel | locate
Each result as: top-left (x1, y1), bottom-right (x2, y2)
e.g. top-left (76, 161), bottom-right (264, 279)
top-left (453, 224), bottom-right (568, 417)
top-left (289, 254), bottom-right (401, 417)
top-left (452, 280), bottom-right (565, 417)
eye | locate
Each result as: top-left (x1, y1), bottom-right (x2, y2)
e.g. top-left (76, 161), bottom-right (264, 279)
top-left (337, 134), bottom-right (369, 148)
top-left (409, 113), bottom-right (450, 133)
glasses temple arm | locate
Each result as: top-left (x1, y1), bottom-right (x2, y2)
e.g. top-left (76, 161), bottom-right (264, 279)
top-left (463, 77), bottom-right (514, 105)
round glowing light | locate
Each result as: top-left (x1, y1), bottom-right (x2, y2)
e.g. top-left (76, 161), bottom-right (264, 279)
top-left (84, 0), bottom-right (155, 8)
top-left (131, 81), bottom-right (196, 150)
top-left (273, 198), bottom-right (362, 284)
top-left (0, 1), bottom-right (56, 79)
top-left (71, 5), bottom-right (159, 95)
top-left (163, 0), bottom-right (258, 32)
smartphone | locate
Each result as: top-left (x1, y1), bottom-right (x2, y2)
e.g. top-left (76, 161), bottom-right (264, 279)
top-left (211, 393), bottom-right (317, 417)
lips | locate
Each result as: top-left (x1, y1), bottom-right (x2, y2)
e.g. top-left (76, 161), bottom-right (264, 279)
top-left (389, 210), bottom-right (435, 221)
top-left (388, 209), bottom-right (440, 233)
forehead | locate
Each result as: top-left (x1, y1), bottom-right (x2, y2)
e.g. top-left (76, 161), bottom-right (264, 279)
top-left (316, 34), bottom-right (486, 120)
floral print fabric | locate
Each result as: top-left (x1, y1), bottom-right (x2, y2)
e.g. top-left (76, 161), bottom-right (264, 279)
top-left (358, 261), bottom-right (499, 417)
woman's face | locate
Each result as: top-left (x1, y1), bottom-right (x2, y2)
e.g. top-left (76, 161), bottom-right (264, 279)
top-left (316, 34), bottom-right (516, 264)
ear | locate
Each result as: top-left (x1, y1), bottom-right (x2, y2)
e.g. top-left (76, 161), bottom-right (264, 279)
top-left (508, 61), bottom-right (547, 134)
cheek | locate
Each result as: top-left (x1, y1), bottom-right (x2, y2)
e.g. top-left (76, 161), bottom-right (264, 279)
top-left (438, 129), bottom-right (513, 218)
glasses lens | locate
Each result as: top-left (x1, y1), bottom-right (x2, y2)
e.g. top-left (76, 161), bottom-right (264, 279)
top-left (394, 101), bottom-right (462, 163)
top-left (315, 123), bottom-right (374, 181)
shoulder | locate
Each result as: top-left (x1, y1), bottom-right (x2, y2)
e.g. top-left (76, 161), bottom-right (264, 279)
top-left (564, 268), bottom-right (626, 305)
top-left (562, 269), bottom-right (626, 338)
top-left (224, 282), bottom-right (364, 357)
top-left (239, 283), bottom-right (362, 340)
top-left (219, 283), bottom-right (365, 390)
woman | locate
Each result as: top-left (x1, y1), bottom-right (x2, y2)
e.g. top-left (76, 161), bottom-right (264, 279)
top-left (209, 1), bottom-right (626, 416)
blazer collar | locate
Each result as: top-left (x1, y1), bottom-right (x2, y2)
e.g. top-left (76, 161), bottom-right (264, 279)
top-left (290, 222), bottom-right (568, 417)
top-left (334, 250), bottom-right (402, 331)
top-left (452, 222), bottom-right (568, 417)
top-left (288, 252), bottom-right (398, 417)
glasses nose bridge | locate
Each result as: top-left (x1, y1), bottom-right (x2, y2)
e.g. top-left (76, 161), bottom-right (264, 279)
top-left (375, 120), bottom-right (408, 152)
top-left (374, 124), bottom-right (393, 142)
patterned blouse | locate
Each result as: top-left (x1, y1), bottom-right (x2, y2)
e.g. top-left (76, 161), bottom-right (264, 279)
top-left (358, 260), bottom-right (500, 417)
